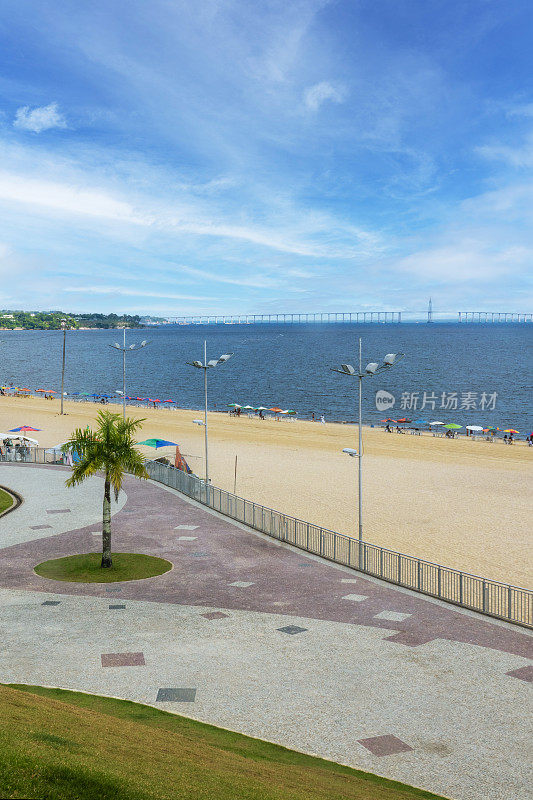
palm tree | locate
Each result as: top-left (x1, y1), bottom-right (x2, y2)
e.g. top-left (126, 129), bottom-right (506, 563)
top-left (64, 411), bottom-right (148, 568)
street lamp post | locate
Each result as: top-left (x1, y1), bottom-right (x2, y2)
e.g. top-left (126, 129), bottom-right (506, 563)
top-left (109, 328), bottom-right (148, 420)
top-left (187, 341), bottom-right (233, 489)
top-left (332, 338), bottom-right (404, 551)
top-left (60, 318), bottom-right (67, 415)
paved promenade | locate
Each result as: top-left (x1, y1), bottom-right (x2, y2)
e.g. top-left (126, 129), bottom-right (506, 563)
top-left (0, 464), bottom-right (531, 800)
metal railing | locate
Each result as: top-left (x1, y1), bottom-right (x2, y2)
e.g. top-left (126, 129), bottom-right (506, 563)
top-left (143, 460), bottom-right (532, 629)
top-left (1, 448), bottom-right (531, 628)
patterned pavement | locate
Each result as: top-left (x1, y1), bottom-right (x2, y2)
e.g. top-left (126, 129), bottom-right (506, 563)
top-left (0, 464), bottom-right (531, 800)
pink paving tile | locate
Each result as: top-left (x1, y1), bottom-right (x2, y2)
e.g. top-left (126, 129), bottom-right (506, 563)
top-left (201, 611), bottom-right (229, 620)
top-left (358, 734), bottom-right (413, 756)
top-left (505, 664), bottom-right (533, 682)
top-left (101, 652), bottom-right (145, 667)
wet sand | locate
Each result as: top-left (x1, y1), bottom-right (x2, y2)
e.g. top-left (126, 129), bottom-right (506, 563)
top-left (1, 395), bottom-right (531, 587)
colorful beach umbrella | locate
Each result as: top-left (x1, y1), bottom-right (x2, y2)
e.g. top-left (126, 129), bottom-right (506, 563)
top-left (9, 426), bottom-right (41, 432)
top-left (412, 419), bottom-right (430, 425)
top-left (444, 423), bottom-right (462, 430)
top-left (396, 418), bottom-right (411, 424)
top-left (503, 429), bottom-right (519, 434)
top-left (227, 403), bottom-right (241, 408)
top-left (269, 407), bottom-right (283, 412)
top-left (137, 438), bottom-right (178, 448)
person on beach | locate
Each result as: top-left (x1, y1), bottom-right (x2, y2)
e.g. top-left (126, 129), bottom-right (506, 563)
top-left (320, 414), bottom-right (325, 424)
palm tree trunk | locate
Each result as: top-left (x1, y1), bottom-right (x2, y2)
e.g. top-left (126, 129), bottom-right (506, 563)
top-left (101, 477), bottom-right (112, 568)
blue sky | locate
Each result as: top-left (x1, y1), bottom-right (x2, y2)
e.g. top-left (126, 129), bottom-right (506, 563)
top-left (0, 0), bottom-right (532, 316)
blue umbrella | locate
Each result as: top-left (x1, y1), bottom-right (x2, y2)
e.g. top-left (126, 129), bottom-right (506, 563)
top-left (137, 438), bottom-right (178, 449)
top-left (412, 419), bottom-right (430, 425)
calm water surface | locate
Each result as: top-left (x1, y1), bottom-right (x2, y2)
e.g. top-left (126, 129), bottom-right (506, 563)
top-left (0, 323), bottom-right (531, 432)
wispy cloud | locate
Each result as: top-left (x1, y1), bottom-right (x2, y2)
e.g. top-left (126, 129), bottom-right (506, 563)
top-left (13, 102), bottom-right (67, 133)
top-left (304, 81), bottom-right (346, 111)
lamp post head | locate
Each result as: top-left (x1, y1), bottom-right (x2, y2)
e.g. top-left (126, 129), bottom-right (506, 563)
top-left (365, 362), bottom-right (379, 374)
top-left (383, 352), bottom-right (404, 366)
top-left (190, 360), bottom-right (203, 368)
top-left (218, 352), bottom-right (233, 363)
top-left (342, 447), bottom-right (359, 457)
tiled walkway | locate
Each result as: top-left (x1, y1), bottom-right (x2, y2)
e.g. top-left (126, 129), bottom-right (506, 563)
top-left (0, 464), bottom-right (531, 800)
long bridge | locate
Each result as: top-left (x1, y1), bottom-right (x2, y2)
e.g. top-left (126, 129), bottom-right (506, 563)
top-left (167, 310), bottom-right (531, 325)
top-left (458, 312), bottom-right (532, 323)
top-left (169, 311), bottom-right (402, 324)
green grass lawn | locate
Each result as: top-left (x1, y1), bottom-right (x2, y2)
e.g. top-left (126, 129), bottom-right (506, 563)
top-left (1, 685), bottom-right (446, 800)
top-left (0, 488), bottom-right (14, 515)
top-left (34, 552), bottom-right (173, 583)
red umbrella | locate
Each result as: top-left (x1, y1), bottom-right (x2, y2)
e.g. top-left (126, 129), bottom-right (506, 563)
top-left (162, 399), bottom-right (174, 403)
top-left (396, 418), bottom-right (411, 423)
top-left (380, 418), bottom-right (397, 423)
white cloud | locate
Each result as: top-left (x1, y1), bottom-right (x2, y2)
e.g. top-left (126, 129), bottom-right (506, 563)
top-left (177, 265), bottom-right (278, 288)
top-left (64, 285), bottom-right (210, 301)
top-left (304, 81), bottom-right (346, 112)
top-left (13, 102), bottom-right (67, 133)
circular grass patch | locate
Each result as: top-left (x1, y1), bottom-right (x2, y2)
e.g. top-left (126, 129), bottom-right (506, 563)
top-left (34, 552), bottom-right (173, 583)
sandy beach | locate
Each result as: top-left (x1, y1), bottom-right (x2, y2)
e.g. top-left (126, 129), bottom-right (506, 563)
top-left (1, 395), bottom-right (531, 588)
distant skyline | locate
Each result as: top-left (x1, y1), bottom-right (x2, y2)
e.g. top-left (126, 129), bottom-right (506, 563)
top-left (1, 0), bottom-right (532, 315)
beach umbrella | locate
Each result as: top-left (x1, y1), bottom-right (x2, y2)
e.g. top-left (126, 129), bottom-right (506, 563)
top-left (396, 418), bottom-right (411, 424)
top-left (242, 405), bottom-right (255, 410)
top-left (503, 429), bottom-right (519, 434)
top-left (466, 425), bottom-right (484, 432)
top-left (9, 426), bottom-right (41, 432)
top-left (286, 410), bottom-right (297, 415)
top-left (255, 406), bottom-right (269, 411)
top-left (162, 399), bottom-right (174, 403)
top-left (412, 419), bottom-right (430, 425)
top-left (429, 421), bottom-right (444, 426)
top-left (227, 403), bottom-right (242, 408)
top-left (269, 407), bottom-right (283, 413)
top-left (137, 438), bottom-right (178, 448)
top-left (444, 423), bottom-right (462, 430)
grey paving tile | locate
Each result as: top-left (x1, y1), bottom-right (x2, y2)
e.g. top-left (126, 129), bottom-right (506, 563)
top-left (228, 581), bottom-right (254, 588)
top-left (342, 594), bottom-right (368, 602)
top-left (41, 600), bottom-right (61, 606)
top-left (191, 552), bottom-right (209, 557)
top-left (177, 536), bottom-right (197, 541)
top-left (45, 509), bottom-right (71, 514)
top-left (109, 604), bottom-right (126, 609)
top-left (174, 525), bottom-right (199, 530)
top-left (105, 586), bottom-right (122, 593)
top-left (341, 578), bottom-right (358, 583)
top-left (277, 625), bottom-right (308, 635)
top-left (30, 524), bottom-right (53, 530)
top-left (156, 687), bottom-right (196, 702)
top-left (374, 611), bottom-right (412, 622)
